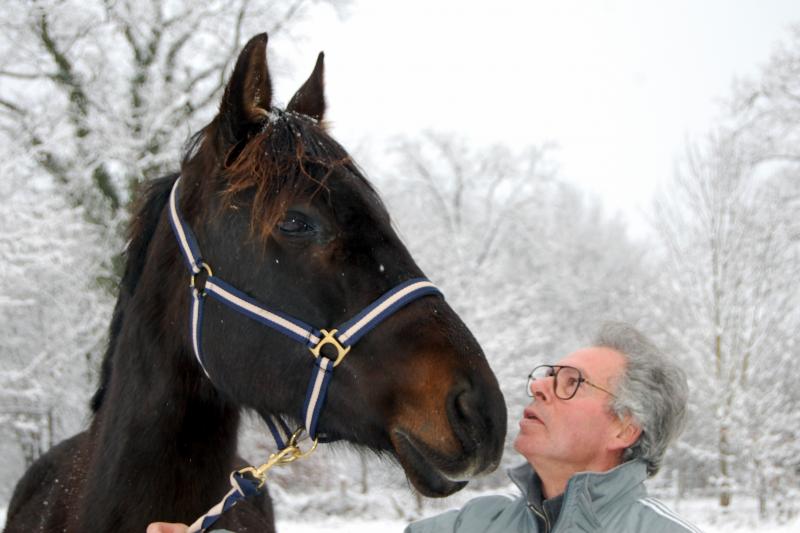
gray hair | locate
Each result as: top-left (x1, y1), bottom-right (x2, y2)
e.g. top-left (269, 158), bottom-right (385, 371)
top-left (593, 322), bottom-right (689, 477)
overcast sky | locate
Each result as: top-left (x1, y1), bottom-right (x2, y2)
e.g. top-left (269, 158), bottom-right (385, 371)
top-left (272, 0), bottom-right (799, 237)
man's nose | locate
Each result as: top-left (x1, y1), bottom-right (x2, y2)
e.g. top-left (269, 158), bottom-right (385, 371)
top-left (529, 376), bottom-right (553, 403)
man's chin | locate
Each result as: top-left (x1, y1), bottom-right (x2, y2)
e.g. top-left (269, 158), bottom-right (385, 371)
top-left (512, 433), bottom-right (541, 461)
top-left (512, 435), bottom-right (525, 455)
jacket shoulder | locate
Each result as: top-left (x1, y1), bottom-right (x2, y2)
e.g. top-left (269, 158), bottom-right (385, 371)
top-left (623, 497), bottom-right (703, 533)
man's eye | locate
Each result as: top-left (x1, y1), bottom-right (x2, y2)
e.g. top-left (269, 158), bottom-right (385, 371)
top-left (277, 213), bottom-right (315, 235)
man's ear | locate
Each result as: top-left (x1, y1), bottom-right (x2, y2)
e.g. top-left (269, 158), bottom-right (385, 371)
top-left (610, 416), bottom-right (642, 452)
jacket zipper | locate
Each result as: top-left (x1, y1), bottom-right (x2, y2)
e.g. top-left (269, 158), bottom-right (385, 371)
top-left (528, 504), bottom-right (551, 533)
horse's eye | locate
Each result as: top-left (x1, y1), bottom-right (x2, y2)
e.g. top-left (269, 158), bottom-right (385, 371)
top-left (277, 212), bottom-right (315, 235)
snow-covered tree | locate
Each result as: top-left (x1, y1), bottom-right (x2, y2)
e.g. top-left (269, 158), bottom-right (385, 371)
top-left (0, 0), bottom-right (348, 238)
top-left (652, 130), bottom-right (800, 515)
top-left (728, 24), bottom-right (800, 166)
top-left (0, 140), bottom-right (113, 496)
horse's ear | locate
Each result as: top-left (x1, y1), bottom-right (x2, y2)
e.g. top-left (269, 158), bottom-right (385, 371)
top-left (217, 33), bottom-right (272, 146)
top-left (287, 52), bottom-right (325, 122)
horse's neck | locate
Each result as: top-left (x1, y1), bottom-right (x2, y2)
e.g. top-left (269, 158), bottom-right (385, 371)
top-left (81, 299), bottom-right (241, 530)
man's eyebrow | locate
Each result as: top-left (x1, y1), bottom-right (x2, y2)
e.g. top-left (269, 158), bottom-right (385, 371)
top-left (569, 364), bottom-right (596, 381)
top-left (558, 363), bottom-right (587, 374)
top-left (555, 363), bottom-right (591, 380)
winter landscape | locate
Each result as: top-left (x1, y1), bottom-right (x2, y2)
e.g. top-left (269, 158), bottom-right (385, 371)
top-left (2, 1), bottom-right (799, 532)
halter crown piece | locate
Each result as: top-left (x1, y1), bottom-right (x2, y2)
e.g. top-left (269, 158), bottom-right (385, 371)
top-left (167, 177), bottom-right (443, 532)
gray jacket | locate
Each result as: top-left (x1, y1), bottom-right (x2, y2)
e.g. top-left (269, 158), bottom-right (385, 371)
top-left (405, 460), bottom-right (702, 533)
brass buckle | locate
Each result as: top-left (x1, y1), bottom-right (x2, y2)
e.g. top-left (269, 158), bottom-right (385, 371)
top-left (309, 329), bottom-right (350, 367)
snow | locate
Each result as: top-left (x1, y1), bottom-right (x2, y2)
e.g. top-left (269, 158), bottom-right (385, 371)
top-left (278, 518), bottom-right (407, 532)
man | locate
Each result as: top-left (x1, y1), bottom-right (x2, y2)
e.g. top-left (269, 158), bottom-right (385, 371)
top-left (405, 321), bottom-right (701, 533)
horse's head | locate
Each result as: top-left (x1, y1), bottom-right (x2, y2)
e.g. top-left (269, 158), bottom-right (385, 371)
top-left (175, 34), bottom-right (506, 497)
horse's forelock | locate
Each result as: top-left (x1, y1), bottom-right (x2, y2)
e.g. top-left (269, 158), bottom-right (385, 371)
top-left (218, 113), bottom-right (359, 241)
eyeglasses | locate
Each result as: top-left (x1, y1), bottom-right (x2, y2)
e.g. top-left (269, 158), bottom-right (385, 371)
top-left (526, 365), bottom-right (617, 400)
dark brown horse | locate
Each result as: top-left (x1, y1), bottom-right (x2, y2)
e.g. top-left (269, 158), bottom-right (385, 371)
top-left (3, 34), bottom-right (506, 533)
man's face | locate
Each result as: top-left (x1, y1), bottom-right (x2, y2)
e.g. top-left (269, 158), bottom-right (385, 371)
top-left (513, 347), bottom-right (627, 473)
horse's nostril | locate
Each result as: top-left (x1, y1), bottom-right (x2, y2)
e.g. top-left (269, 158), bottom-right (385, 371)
top-left (455, 390), bottom-right (475, 422)
top-left (449, 383), bottom-right (484, 449)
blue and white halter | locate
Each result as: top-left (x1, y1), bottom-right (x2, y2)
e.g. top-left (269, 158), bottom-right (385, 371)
top-left (168, 176), bottom-right (442, 443)
top-left (168, 176), bottom-right (443, 530)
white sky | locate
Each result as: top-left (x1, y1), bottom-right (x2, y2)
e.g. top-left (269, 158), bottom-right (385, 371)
top-left (274, 0), bottom-right (799, 237)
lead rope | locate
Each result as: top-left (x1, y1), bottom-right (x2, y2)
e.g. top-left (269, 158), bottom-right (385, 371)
top-left (187, 429), bottom-right (318, 533)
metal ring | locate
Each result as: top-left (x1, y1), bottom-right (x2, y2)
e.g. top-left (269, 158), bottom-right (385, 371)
top-left (189, 262), bottom-right (214, 293)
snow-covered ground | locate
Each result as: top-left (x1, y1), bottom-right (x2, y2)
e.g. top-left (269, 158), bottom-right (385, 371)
top-left (278, 518), bottom-right (407, 532)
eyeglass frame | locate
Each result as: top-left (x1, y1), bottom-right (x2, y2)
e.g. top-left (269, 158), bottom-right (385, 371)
top-left (526, 364), bottom-right (617, 400)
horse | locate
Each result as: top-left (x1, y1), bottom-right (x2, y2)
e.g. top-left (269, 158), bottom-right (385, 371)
top-left (3, 33), bottom-right (507, 533)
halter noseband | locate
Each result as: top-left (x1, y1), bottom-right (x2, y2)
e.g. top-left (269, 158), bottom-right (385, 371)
top-left (167, 176), bottom-right (442, 446)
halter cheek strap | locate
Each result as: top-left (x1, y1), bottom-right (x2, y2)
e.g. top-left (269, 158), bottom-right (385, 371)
top-left (168, 177), bottom-right (442, 445)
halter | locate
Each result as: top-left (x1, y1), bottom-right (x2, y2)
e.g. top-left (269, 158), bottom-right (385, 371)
top-left (168, 176), bottom-right (443, 531)
top-left (167, 176), bottom-right (442, 445)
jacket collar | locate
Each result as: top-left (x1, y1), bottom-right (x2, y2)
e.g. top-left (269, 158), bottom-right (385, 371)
top-left (508, 459), bottom-right (648, 520)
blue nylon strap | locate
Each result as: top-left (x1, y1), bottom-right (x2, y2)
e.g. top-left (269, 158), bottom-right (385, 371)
top-left (168, 177), bottom-right (203, 273)
top-left (336, 279), bottom-right (442, 346)
top-left (302, 357), bottom-right (335, 440)
top-left (204, 276), bottom-right (322, 346)
top-left (264, 415), bottom-right (292, 450)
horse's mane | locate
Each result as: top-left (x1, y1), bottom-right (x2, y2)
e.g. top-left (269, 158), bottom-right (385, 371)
top-left (90, 174), bottom-right (179, 412)
top-left (90, 110), bottom-right (377, 412)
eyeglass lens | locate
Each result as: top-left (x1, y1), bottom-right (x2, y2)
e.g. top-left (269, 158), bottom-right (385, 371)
top-left (527, 365), bottom-right (582, 400)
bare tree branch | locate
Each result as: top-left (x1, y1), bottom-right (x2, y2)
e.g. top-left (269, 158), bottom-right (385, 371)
top-left (0, 98), bottom-right (24, 114)
top-left (0, 70), bottom-right (52, 80)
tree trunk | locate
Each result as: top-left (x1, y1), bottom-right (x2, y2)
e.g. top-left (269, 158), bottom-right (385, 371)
top-left (719, 425), bottom-right (731, 507)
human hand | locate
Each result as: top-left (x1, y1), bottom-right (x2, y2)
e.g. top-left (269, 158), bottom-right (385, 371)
top-left (146, 522), bottom-right (189, 533)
